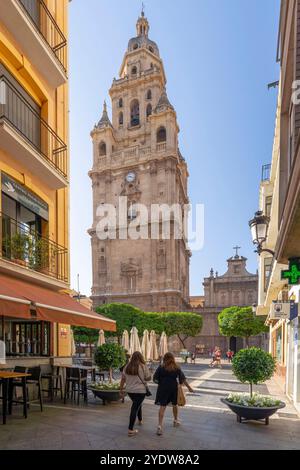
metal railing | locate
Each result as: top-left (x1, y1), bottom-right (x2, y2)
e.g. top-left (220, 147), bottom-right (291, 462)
top-left (1, 212), bottom-right (68, 283)
top-left (18, 0), bottom-right (67, 73)
top-left (261, 164), bottom-right (271, 182)
top-left (0, 76), bottom-right (68, 178)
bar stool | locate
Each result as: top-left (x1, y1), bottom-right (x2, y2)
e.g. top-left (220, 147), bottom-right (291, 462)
top-left (8, 366), bottom-right (28, 419)
top-left (41, 365), bottom-right (63, 401)
top-left (64, 367), bottom-right (87, 405)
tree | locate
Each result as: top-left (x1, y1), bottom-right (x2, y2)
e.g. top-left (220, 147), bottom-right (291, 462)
top-left (218, 306), bottom-right (268, 348)
top-left (96, 303), bottom-right (144, 341)
top-left (95, 303), bottom-right (203, 349)
top-left (162, 312), bottom-right (203, 348)
top-left (94, 343), bottom-right (126, 383)
top-left (232, 347), bottom-right (276, 396)
top-left (72, 326), bottom-right (99, 355)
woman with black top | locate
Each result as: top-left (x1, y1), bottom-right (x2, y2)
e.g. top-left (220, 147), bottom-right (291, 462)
top-left (153, 352), bottom-right (194, 436)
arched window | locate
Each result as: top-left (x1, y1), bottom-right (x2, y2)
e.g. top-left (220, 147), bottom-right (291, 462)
top-left (99, 141), bottom-right (106, 156)
top-left (118, 98), bottom-right (123, 108)
top-left (148, 46), bottom-right (154, 53)
top-left (146, 103), bottom-right (152, 118)
top-left (133, 43), bottom-right (138, 50)
top-left (157, 126), bottom-right (166, 143)
top-left (130, 100), bottom-right (140, 127)
top-left (146, 89), bottom-right (152, 100)
top-left (119, 112), bottom-right (123, 126)
top-left (131, 66), bottom-right (137, 76)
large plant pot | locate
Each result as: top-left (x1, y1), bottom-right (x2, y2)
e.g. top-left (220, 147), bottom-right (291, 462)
top-left (221, 398), bottom-right (286, 425)
top-left (88, 387), bottom-right (125, 405)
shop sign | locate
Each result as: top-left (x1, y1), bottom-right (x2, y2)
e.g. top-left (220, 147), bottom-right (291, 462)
top-left (290, 302), bottom-right (299, 321)
top-left (1, 172), bottom-right (49, 221)
top-left (281, 259), bottom-right (300, 285)
top-left (60, 327), bottom-right (68, 338)
top-left (270, 301), bottom-right (299, 320)
top-left (270, 301), bottom-right (291, 320)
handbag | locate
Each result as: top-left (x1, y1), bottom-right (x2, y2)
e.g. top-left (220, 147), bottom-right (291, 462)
top-left (177, 374), bottom-right (186, 407)
top-left (137, 371), bottom-right (152, 397)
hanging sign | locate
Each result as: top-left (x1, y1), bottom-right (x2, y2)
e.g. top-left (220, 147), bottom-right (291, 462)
top-left (270, 301), bottom-right (291, 320)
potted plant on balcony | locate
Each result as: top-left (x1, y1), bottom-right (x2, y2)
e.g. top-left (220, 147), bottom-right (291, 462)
top-left (89, 342), bottom-right (127, 405)
top-left (29, 237), bottom-right (50, 274)
top-left (221, 347), bottom-right (285, 425)
top-left (5, 232), bottom-right (30, 267)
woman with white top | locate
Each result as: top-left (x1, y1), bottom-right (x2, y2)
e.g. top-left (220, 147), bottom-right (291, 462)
top-left (120, 351), bottom-right (151, 436)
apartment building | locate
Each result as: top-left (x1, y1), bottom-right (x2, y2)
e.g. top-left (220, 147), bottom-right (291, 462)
top-left (252, 0), bottom-right (300, 412)
top-left (0, 0), bottom-right (115, 366)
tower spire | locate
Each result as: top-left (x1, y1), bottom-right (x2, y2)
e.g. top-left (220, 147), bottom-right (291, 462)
top-left (136, 7), bottom-right (149, 36)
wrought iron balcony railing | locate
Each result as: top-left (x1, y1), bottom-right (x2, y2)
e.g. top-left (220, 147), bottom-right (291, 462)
top-left (18, 0), bottom-right (67, 73)
top-left (1, 212), bottom-right (68, 283)
top-left (0, 76), bottom-right (68, 178)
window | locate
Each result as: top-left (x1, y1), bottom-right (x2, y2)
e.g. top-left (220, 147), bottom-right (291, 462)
top-left (118, 98), bottom-right (123, 108)
top-left (149, 46), bottom-right (154, 53)
top-left (265, 196), bottom-right (272, 217)
top-left (288, 103), bottom-right (295, 174)
top-left (128, 202), bottom-right (137, 220)
top-left (133, 43), bottom-right (138, 50)
top-left (157, 126), bottom-right (166, 143)
top-left (146, 89), bottom-right (152, 100)
top-left (146, 103), bottom-right (152, 118)
top-left (119, 112), bottom-right (123, 126)
top-left (5, 320), bottom-right (51, 356)
top-left (131, 66), bottom-right (137, 76)
top-left (264, 257), bottom-right (273, 292)
top-left (130, 100), bottom-right (140, 127)
top-left (99, 142), bottom-right (106, 156)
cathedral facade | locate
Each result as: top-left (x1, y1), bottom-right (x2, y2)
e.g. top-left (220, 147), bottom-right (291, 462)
top-left (89, 12), bottom-right (190, 312)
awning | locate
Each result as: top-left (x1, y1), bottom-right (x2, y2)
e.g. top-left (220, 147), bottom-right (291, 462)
top-left (0, 274), bottom-right (116, 331)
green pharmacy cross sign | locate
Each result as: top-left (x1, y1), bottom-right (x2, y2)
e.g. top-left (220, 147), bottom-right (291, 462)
top-left (281, 258), bottom-right (300, 285)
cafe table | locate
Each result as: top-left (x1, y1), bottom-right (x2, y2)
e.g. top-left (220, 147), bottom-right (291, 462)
top-left (0, 371), bottom-right (31, 424)
top-left (57, 364), bottom-right (97, 382)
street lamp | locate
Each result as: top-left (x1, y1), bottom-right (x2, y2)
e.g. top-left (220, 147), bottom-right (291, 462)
top-left (248, 211), bottom-right (275, 256)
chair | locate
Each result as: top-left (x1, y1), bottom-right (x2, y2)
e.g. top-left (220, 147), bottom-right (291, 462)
top-left (27, 367), bottom-right (43, 411)
top-left (64, 367), bottom-right (87, 405)
top-left (8, 366), bottom-right (28, 418)
top-left (41, 365), bottom-right (63, 401)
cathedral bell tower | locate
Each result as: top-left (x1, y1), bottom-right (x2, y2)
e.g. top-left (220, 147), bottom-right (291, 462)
top-left (89, 11), bottom-right (190, 312)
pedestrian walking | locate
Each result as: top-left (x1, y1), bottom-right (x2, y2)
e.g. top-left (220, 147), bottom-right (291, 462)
top-left (209, 347), bottom-right (218, 367)
top-left (119, 351), bottom-right (151, 437)
top-left (190, 351), bottom-right (196, 364)
top-left (153, 352), bottom-right (194, 436)
top-left (226, 349), bottom-right (234, 363)
top-left (210, 347), bottom-right (222, 368)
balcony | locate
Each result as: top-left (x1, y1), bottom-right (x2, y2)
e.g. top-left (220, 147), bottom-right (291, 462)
top-left (0, 76), bottom-right (68, 189)
top-left (261, 164), bottom-right (271, 182)
top-left (0, 212), bottom-right (68, 283)
top-left (0, 0), bottom-right (67, 88)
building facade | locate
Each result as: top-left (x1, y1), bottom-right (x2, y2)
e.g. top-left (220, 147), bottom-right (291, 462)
top-left (184, 251), bottom-right (266, 354)
top-left (254, 0), bottom-right (300, 413)
top-left (0, 0), bottom-right (114, 367)
top-left (89, 12), bottom-right (190, 312)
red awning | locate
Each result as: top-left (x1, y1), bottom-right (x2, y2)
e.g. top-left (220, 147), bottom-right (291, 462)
top-left (0, 274), bottom-right (116, 331)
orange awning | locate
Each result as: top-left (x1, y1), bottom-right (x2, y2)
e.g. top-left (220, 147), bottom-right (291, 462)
top-left (0, 274), bottom-right (116, 331)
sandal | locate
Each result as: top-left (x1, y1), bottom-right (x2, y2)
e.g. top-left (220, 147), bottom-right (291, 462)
top-left (156, 426), bottom-right (163, 436)
top-left (173, 420), bottom-right (181, 427)
top-left (128, 430), bottom-right (138, 437)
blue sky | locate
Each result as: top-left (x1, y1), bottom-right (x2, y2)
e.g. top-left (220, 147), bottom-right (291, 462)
top-left (69, 0), bottom-right (280, 296)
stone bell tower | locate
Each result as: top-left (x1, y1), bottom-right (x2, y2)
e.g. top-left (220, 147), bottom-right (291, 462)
top-left (89, 11), bottom-right (190, 312)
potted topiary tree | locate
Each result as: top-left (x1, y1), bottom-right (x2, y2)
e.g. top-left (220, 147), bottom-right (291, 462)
top-left (221, 347), bottom-right (285, 424)
top-left (89, 342), bottom-right (127, 405)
